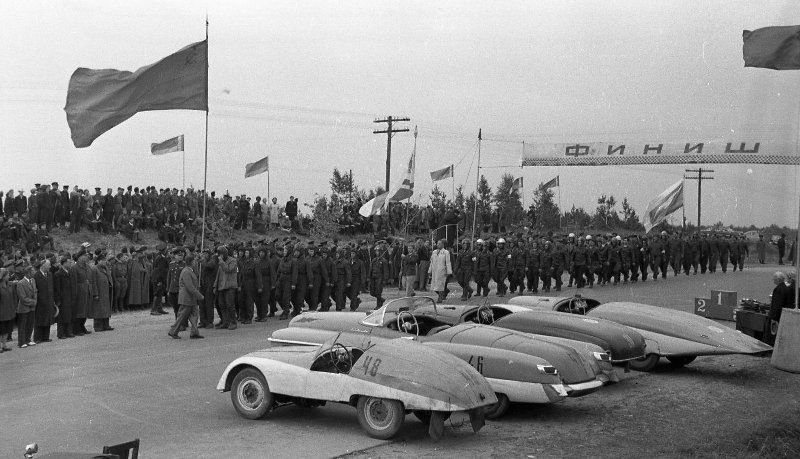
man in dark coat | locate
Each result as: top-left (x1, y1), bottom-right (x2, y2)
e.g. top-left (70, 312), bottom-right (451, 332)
top-left (769, 271), bottom-right (791, 345)
top-left (777, 234), bottom-right (786, 265)
top-left (54, 256), bottom-right (77, 338)
top-left (69, 186), bottom-right (82, 233)
top-left (150, 243), bottom-right (170, 315)
top-left (199, 250), bottom-right (219, 327)
top-left (33, 259), bottom-right (56, 342)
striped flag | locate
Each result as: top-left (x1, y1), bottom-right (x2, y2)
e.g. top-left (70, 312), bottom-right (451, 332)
top-left (743, 25), bottom-right (800, 70)
top-left (643, 180), bottom-right (684, 233)
top-left (542, 175), bottom-right (559, 190)
top-left (150, 134), bottom-right (184, 155)
top-left (430, 165), bottom-right (454, 182)
top-left (360, 133), bottom-right (417, 217)
top-left (245, 156), bottom-right (269, 178)
top-left (358, 191), bottom-right (390, 217)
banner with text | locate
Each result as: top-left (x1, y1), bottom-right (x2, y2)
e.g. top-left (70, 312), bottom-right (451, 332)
top-left (520, 141), bottom-right (798, 166)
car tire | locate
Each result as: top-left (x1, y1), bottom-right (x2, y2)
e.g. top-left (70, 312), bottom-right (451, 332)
top-left (666, 355), bottom-right (697, 367)
top-left (628, 353), bottom-right (660, 372)
top-left (356, 396), bottom-right (405, 439)
top-left (231, 368), bottom-right (273, 420)
top-left (485, 393), bottom-right (510, 420)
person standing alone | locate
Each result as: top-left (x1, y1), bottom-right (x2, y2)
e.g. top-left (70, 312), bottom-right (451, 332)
top-left (168, 254), bottom-right (204, 339)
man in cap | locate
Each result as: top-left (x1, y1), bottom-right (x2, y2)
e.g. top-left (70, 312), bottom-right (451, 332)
top-left (474, 239), bottom-right (492, 296)
top-left (415, 237), bottom-right (430, 291)
top-left (493, 238), bottom-right (510, 297)
top-left (213, 246), bottom-right (239, 329)
top-left (168, 253), bottom-right (205, 339)
top-left (369, 240), bottom-right (391, 309)
top-left (150, 243), bottom-right (170, 315)
top-left (453, 239), bottom-right (474, 300)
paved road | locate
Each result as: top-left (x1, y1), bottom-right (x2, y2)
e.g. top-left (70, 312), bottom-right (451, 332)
top-left (0, 264), bottom-right (784, 458)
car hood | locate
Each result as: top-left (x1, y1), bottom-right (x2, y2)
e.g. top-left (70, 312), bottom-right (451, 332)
top-left (590, 302), bottom-right (772, 355)
top-left (425, 323), bottom-right (601, 384)
top-left (494, 310), bottom-right (647, 361)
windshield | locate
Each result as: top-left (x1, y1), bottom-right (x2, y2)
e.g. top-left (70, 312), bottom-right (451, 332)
top-left (361, 296), bottom-right (438, 327)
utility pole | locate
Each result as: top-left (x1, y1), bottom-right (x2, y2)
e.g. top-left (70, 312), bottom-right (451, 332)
top-left (684, 168), bottom-right (714, 232)
top-left (373, 116), bottom-right (410, 192)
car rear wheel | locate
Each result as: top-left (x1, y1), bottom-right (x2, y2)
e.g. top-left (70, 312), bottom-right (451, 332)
top-left (666, 355), bottom-right (697, 367)
top-left (356, 396), bottom-right (404, 439)
top-left (231, 368), bottom-right (273, 419)
top-left (485, 393), bottom-right (510, 420)
top-left (628, 353), bottom-right (660, 372)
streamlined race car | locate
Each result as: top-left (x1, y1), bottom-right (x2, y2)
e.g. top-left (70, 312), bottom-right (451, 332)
top-left (508, 295), bottom-right (773, 371)
top-left (217, 336), bottom-right (497, 440)
top-left (410, 302), bottom-right (647, 362)
top-left (270, 296), bottom-right (611, 418)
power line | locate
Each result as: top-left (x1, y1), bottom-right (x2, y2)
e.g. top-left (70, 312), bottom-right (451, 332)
top-left (684, 168), bottom-right (714, 232)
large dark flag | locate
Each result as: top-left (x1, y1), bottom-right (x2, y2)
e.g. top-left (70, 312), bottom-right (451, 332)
top-left (245, 156), bottom-right (269, 178)
top-left (65, 40), bottom-right (208, 148)
top-left (150, 135), bottom-right (184, 156)
top-left (743, 25), bottom-right (800, 70)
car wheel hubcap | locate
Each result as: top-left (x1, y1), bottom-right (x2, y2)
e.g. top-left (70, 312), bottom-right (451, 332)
top-left (237, 377), bottom-right (264, 410)
top-left (365, 399), bottom-right (394, 430)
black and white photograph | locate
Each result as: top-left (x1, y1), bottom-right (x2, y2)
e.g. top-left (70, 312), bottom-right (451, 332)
top-left (2, 1), bottom-right (800, 457)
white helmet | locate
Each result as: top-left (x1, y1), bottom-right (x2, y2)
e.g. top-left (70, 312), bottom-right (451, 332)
top-left (615, 235), bottom-right (622, 241)
top-left (476, 239), bottom-right (484, 244)
top-left (586, 235), bottom-right (592, 240)
top-left (568, 233), bottom-right (575, 238)
top-left (497, 238), bottom-right (506, 244)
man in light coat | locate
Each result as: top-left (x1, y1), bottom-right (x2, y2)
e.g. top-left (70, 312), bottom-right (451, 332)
top-left (429, 239), bottom-right (453, 302)
top-left (169, 254), bottom-right (205, 339)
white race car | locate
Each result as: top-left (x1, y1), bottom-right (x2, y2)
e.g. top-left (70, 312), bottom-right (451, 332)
top-left (217, 335), bottom-right (497, 440)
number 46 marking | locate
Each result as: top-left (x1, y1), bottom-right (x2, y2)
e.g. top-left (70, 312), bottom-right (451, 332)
top-left (468, 355), bottom-right (484, 374)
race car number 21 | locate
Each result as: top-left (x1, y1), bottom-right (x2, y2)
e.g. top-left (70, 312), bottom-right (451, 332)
top-left (360, 356), bottom-right (382, 377)
top-left (468, 355), bottom-right (484, 374)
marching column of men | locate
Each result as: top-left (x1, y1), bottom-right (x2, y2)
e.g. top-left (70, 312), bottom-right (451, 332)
top-left (446, 231), bottom-right (751, 299)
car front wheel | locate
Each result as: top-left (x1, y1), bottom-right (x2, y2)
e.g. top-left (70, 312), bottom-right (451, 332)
top-left (231, 368), bottom-right (273, 419)
top-left (356, 396), bottom-right (404, 439)
top-left (628, 353), bottom-right (660, 372)
top-left (485, 393), bottom-right (510, 419)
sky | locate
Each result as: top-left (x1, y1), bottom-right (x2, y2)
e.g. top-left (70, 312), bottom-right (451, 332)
top-left (2, 0), bottom-right (800, 227)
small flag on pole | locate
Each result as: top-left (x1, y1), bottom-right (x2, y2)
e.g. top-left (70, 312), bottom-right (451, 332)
top-left (743, 25), bottom-right (800, 70)
top-left (542, 175), bottom-right (559, 190)
top-left (150, 135), bottom-right (184, 155)
top-left (245, 156), bottom-right (269, 178)
top-left (643, 180), bottom-right (684, 233)
top-left (430, 165), bottom-right (454, 182)
top-left (510, 177), bottom-right (523, 195)
top-left (359, 191), bottom-right (389, 217)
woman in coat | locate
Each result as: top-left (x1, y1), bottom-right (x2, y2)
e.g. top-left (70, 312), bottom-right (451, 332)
top-left (0, 264), bottom-right (16, 352)
top-left (90, 255), bottom-right (114, 332)
top-left (126, 250), bottom-right (146, 308)
top-left (428, 239), bottom-right (453, 302)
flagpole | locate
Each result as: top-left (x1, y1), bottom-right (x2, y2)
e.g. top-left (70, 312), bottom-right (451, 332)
top-left (558, 181), bottom-right (562, 229)
top-left (471, 129), bottom-right (481, 245)
top-left (182, 150), bottom-right (186, 190)
top-left (200, 15), bottom-right (209, 253)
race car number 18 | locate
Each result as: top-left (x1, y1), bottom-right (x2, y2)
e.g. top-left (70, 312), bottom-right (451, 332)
top-left (360, 355), bottom-right (381, 377)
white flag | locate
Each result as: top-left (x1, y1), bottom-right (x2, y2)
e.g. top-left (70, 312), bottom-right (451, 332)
top-left (643, 180), bottom-right (684, 233)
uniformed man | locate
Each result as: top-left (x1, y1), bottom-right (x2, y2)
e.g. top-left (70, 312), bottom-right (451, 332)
top-left (305, 245), bottom-right (324, 312)
top-left (276, 245), bottom-right (298, 319)
top-left (165, 248), bottom-right (186, 320)
top-left (332, 249), bottom-right (351, 311)
top-left (370, 241), bottom-right (391, 309)
top-left (668, 232), bottom-right (683, 277)
top-left (509, 239), bottom-right (527, 294)
top-left (708, 233), bottom-right (720, 273)
top-left (454, 239), bottom-right (475, 300)
top-left (571, 235), bottom-right (590, 288)
top-left (319, 247), bottom-right (334, 311)
top-left (348, 250), bottom-right (366, 311)
top-left (474, 239), bottom-right (492, 297)
top-left (493, 238), bottom-right (510, 296)
top-left (526, 239), bottom-right (541, 293)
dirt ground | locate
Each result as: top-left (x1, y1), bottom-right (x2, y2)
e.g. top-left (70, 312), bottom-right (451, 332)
top-left (341, 265), bottom-right (800, 459)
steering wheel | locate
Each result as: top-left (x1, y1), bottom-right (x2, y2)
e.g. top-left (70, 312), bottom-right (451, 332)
top-left (396, 311), bottom-right (419, 337)
top-left (327, 343), bottom-right (353, 374)
top-left (475, 304), bottom-right (495, 324)
top-left (567, 296), bottom-right (587, 315)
